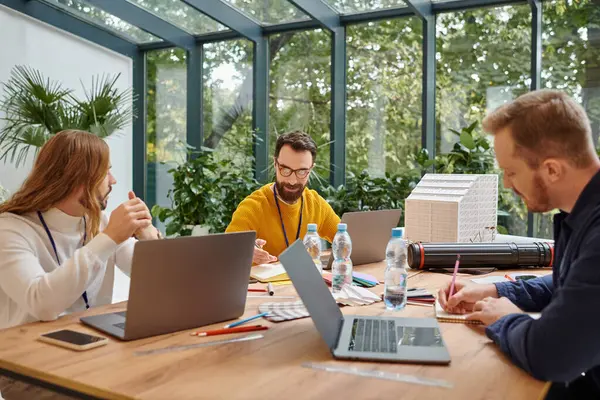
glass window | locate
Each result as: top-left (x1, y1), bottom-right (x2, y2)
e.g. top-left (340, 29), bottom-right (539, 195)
top-left (533, 0), bottom-right (600, 239)
top-left (323, 0), bottom-right (406, 14)
top-left (126, 0), bottom-right (228, 35)
top-left (42, 0), bottom-right (161, 43)
top-left (203, 40), bottom-right (254, 169)
top-left (542, 0), bottom-right (600, 147)
top-left (269, 29), bottom-right (332, 183)
top-left (346, 18), bottom-right (422, 178)
top-left (146, 49), bottom-right (188, 229)
top-left (223, 0), bottom-right (309, 25)
top-left (436, 5), bottom-right (532, 236)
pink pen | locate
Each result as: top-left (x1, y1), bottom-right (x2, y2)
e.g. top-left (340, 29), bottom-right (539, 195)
top-left (448, 255), bottom-right (461, 298)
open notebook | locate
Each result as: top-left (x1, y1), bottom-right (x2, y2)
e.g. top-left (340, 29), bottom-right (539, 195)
top-left (434, 299), bottom-right (541, 324)
top-left (250, 263), bottom-right (289, 283)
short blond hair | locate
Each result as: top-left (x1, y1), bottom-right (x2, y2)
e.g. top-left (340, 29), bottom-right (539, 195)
top-left (482, 90), bottom-right (595, 169)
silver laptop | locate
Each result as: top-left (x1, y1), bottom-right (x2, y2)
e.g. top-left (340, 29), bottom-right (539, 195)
top-left (281, 240), bottom-right (451, 364)
top-left (326, 209), bottom-right (402, 268)
top-left (80, 231), bottom-right (255, 341)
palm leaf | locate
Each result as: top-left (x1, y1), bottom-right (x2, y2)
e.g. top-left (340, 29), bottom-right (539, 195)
top-left (1, 66), bottom-right (72, 133)
top-left (0, 66), bottom-right (134, 166)
top-left (71, 73), bottom-right (134, 136)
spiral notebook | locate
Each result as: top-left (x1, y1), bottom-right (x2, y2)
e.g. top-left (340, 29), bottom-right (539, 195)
top-left (434, 299), bottom-right (482, 324)
top-left (434, 299), bottom-right (541, 324)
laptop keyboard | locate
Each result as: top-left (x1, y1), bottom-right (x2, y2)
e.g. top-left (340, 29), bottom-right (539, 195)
top-left (348, 319), bottom-right (397, 353)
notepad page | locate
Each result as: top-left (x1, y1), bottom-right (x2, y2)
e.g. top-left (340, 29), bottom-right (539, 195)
top-left (250, 263), bottom-right (289, 282)
top-left (434, 299), bottom-right (481, 324)
top-left (434, 299), bottom-right (541, 323)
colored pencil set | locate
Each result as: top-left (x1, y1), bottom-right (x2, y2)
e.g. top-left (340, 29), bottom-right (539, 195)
top-left (190, 312), bottom-right (270, 337)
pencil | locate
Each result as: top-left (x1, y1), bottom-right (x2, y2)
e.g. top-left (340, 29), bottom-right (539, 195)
top-left (191, 325), bottom-right (268, 337)
top-left (248, 288), bottom-right (268, 293)
top-left (448, 255), bottom-right (461, 298)
top-left (504, 274), bottom-right (516, 282)
top-left (225, 312), bottom-right (270, 329)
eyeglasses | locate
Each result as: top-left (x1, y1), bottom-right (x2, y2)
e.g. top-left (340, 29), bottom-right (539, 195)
top-left (275, 160), bottom-right (312, 179)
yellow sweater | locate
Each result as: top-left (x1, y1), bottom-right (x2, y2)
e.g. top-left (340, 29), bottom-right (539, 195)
top-left (226, 184), bottom-right (340, 258)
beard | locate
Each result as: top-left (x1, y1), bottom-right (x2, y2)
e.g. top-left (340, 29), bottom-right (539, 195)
top-left (518, 174), bottom-right (552, 213)
top-left (275, 180), bottom-right (306, 203)
top-left (98, 187), bottom-right (112, 211)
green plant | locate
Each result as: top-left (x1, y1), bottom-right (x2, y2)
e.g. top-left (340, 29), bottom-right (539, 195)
top-left (151, 147), bottom-right (260, 236)
top-left (316, 170), bottom-right (420, 226)
top-left (0, 183), bottom-right (8, 203)
top-left (433, 122), bottom-right (495, 173)
top-left (0, 66), bottom-right (134, 166)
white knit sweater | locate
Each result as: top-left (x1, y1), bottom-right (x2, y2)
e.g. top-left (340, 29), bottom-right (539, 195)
top-left (0, 208), bottom-right (135, 330)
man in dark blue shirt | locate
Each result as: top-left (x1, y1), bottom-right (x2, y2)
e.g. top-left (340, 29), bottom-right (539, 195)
top-left (438, 90), bottom-right (600, 399)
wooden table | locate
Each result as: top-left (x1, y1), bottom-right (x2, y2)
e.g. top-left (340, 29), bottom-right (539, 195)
top-left (0, 264), bottom-right (552, 400)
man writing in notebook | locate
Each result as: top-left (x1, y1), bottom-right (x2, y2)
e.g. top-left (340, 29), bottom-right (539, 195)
top-left (226, 130), bottom-right (340, 264)
top-left (0, 130), bottom-right (161, 331)
top-left (437, 90), bottom-right (600, 399)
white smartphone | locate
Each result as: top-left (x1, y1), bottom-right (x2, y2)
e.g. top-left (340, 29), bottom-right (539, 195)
top-left (38, 329), bottom-right (108, 351)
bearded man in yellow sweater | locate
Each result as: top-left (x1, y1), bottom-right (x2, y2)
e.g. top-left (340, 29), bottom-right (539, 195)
top-left (226, 131), bottom-right (340, 264)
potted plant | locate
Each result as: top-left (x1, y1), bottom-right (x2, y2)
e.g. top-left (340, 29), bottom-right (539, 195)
top-left (151, 148), bottom-right (260, 237)
top-left (0, 66), bottom-right (134, 166)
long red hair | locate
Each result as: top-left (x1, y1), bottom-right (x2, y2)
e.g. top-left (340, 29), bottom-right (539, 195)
top-left (0, 130), bottom-right (110, 241)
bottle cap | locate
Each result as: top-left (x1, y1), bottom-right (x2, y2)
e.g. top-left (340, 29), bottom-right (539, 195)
top-left (307, 223), bottom-right (317, 232)
top-left (337, 223), bottom-right (347, 231)
top-left (392, 227), bottom-right (403, 238)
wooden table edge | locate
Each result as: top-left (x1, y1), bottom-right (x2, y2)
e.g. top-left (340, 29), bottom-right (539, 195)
top-left (0, 358), bottom-right (131, 400)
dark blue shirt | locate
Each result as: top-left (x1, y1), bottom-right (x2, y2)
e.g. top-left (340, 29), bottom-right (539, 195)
top-left (487, 169), bottom-right (600, 387)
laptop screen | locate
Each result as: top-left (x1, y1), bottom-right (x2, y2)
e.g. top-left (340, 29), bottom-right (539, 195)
top-left (279, 240), bottom-right (344, 350)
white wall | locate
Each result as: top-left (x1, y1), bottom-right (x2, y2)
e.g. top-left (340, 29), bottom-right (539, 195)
top-left (0, 5), bottom-right (133, 302)
top-left (0, 5), bottom-right (133, 215)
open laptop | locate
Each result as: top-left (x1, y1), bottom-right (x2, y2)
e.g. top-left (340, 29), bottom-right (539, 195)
top-left (326, 209), bottom-right (402, 268)
top-left (280, 240), bottom-right (451, 364)
top-left (80, 231), bottom-right (255, 341)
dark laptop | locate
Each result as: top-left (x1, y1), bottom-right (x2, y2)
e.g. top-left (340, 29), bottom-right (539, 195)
top-left (81, 231), bottom-right (255, 341)
top-left (280, 240), bottom-right (451, 364)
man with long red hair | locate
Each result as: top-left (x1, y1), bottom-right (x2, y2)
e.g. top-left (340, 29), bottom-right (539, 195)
top-left (0, 130), bottom-right (160, 331)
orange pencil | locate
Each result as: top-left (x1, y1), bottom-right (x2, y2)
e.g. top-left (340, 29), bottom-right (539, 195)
top-left (248, 288), bottom-right (268, 293)
top-left (191, 325), bottom-right (268, 337)
top-left (504, 274), bottom-right (516, 282)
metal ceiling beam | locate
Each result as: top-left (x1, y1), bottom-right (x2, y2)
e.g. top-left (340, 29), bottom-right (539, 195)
top-left (180, 0), bottom-right (262, 43)
top-left (0, 0), bottom-right (137, 58)
top-left (286, 0), bottom-right (340, 31)
top-left (85, 0), bottom-right (195, 50)
top-left (137, 0), bottom-right (530, 51)
top-left (405, 0), bottom-right (432, 18)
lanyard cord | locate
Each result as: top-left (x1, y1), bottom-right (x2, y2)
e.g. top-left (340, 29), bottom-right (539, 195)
top-left (37, 211), bottom-right (90, 309)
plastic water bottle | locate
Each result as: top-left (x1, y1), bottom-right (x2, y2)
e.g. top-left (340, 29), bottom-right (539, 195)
top-left (384, 227), bottom-right (408, 311)
top-left (303, 223), bottom-right (322, 274)
top-left (331, 223), bottom-right (353, 293)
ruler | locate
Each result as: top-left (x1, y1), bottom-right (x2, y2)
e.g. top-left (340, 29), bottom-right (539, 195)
top-left (302, 362), bottom-right (453, 389)
top-left (134, 333), bottom-right (264, 356)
